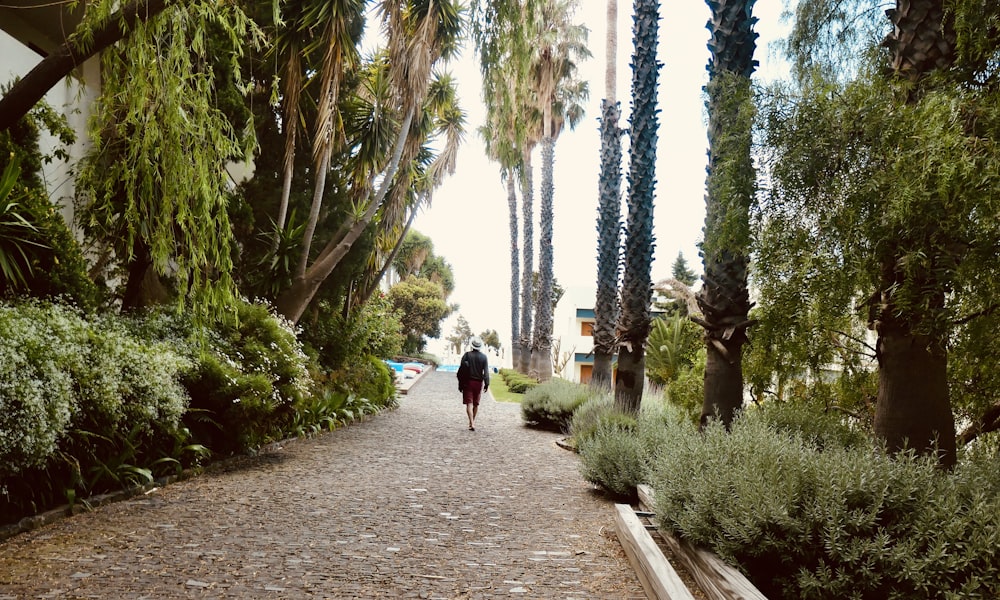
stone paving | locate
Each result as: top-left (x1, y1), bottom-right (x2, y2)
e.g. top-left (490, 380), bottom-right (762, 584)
top-left (0, 371), bottom-right (647, 599)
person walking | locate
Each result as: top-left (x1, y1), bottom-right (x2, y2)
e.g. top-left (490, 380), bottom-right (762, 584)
top-left (457, 337), bottom-right (490, 431)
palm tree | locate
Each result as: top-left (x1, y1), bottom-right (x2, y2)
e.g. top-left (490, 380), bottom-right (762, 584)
top-left (614, 0), bottom-right (659, 413)
top-left (693, 0), bottom-right (758, 427)
top-left (872, 0), bottom-right (958, 466)
top-left (529, 0), bottom-right (590, 381)
top-left (356, 71), bottom-right (466, 308)
top-left (275, 0), bottom-right (466, 323)
top-left (472, 0), bottom-right (536, 371)
top-left (293, 0), bottom-right (366, 276)
top-left (591, 0), bottom-right (621, 390)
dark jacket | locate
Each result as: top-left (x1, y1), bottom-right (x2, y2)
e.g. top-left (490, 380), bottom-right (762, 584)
top-left (457, 348), bottom-right (490, 389)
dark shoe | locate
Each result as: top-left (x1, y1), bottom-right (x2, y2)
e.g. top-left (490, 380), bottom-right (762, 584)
top-left (469, 426), bottom-right (475, 431)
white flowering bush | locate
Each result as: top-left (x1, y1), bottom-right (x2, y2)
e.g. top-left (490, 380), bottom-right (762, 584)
top-left (0, 303), bottom-right (84, 477)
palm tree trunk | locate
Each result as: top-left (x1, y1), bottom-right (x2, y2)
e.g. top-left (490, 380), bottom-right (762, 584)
top-left (273, 49), bottom-right (302, 254)
top-left (507, 173), bottom-right (522, 371)
top-left (614, 0), bottom-right (659, 413)
top-left (533, 135), bottom-right (556, 381)
top-left (297, 143), bottom-right (333, 277)
top-left (872, 0), bottom-right (958, 467)
top-left (592, 0), bottom-right (621, 390)
top-left (518, 156), bottom-right (535, 375)
top-left (696, 0), bottom-right (758, 427)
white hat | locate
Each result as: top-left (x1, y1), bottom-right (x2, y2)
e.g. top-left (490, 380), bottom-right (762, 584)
top-left (471, 337), bottom-right (483, 349)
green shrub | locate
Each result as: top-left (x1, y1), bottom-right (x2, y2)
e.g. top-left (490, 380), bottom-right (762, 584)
top-left (570, 394), bottom-right (636, 448)
top-left (178, 299), bottom-right (313, 455)
top-left (301, 294), bottom-right (404, 372)
top-left (500, 368), bottom-right (538, 394)
top-left (663, 347), bottom-right (705, 422)
top-left (520, 379), bottom-right (590, 432)
top-left (0, 302), bottom-right (81, 476)
top-left (574, 395), bottom-right (687, 500)
top-left (323, 354), bottom-right (397, 408)
top-left (757, 400), bottom-right (869, 451)
top-left (648, 410), bottom-right (1000, 600)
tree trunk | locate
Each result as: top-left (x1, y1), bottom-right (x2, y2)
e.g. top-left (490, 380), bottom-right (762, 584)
top-left (507, 174), bottom-right (521, 371)
top-left (698, 250), bottom-right (751, 428)
top-left (614, 0), bottom-right (659, 413)
top-left (592, 98), bottom-right (622, 390)
top-left (614, 342), bottom-right (644, 413)
top-left (518, 158), bottom-right (535, 374)
top-left (871, 0), bottom-right (959, 467)
top-left (0, 0), bottom-right (170, 132)
top-left (533, 135), bottom-right (556, 382)
top-left (274, 108), bottom-right (413, 324)
top-left (875, 322), bottom-right (956, 467)
top-left (297, 143), bottom-right (333, 277)
top-left (696, 0), bottom-right (758, 427)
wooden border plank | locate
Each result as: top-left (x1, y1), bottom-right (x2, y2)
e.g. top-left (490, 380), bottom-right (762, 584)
top-left (636, 485), bottom-right (768, 600)
top-left (614, 503), bottom-right (696, 600)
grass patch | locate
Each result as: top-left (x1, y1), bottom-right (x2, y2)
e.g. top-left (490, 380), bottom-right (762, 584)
top-left (487, 370), bottom-right (523, 403)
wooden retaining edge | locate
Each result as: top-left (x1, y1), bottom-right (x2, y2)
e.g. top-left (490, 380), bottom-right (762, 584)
top-left (637, 484), bottom-right (768, 600)
top-left (614, 503), bottom-right (696, 600)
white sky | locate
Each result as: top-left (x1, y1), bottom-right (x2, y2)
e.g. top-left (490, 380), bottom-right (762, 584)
top-left (412, 0), bottom-right (790, 355)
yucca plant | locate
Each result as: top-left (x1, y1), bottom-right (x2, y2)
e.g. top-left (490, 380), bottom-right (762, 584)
top-left (0, 159), bottom-right (47, 291)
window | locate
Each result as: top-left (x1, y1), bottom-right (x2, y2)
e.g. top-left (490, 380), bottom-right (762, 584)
top-left (580, 321), bottom-right (595, 336)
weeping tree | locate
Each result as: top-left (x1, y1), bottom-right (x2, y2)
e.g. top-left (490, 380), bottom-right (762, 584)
top-left (74, 1), bottom-right (261, 316)
top-left (694, 0), bottom-right (758, 428)
top-left (614, 0), bottom-right (660, 413)
top-left (757, 0), bottom-right (1000, 467)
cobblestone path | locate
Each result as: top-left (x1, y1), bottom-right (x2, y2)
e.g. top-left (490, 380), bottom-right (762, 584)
top-left (0, 371), bottom-right (646, 599)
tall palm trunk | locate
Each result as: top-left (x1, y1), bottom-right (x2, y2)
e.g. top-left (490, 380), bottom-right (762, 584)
top-left (518, 154), bottom-right (535, 374)
top-left (614, 0), bottom-right (659, 413)
top-left (874, 0), bottom-right (957, 467)
top-left (592, 0), bottom-right (621, 390)
top-left (532, 134), bottom-right (555, 381)
top-left (695, 0), bottom-right (758, 428)
top-left (507, 174), bottom-right (522, 370)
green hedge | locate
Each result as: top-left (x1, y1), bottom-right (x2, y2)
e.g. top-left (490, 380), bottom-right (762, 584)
top-left (500, 368), bottom-right (538, 394)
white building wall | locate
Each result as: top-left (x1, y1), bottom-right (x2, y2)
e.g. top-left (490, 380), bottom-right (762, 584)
top-left (1, 21), bottom-right (100, 225)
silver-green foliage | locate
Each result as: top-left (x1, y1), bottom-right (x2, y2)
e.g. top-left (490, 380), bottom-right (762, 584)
top-left (520, 378), bottom-right (592, 431)
top-left (649, 408), bottom-right (1000, 599)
